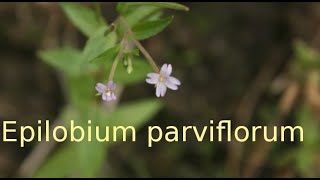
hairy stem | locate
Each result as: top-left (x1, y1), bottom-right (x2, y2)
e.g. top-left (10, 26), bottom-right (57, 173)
top-left (108, 31), bottom-right (128, 81)
top-left (119, 16), bottom-right (160, 73)
top-left (94, 2), bottom-right (103, 24)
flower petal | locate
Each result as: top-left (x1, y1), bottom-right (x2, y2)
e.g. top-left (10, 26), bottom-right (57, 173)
top-left (160, 83), bottom-right (167, 97)
top-left (107, 80), bottom-right (113, 87)
top-left (146, 78), bottom-right (158, 84)
top-left (112, 93), bottom-right (117, 100)
top-left (147, 73), bottom-right (159, 79)
top-left (165, 64), bottom-right (172, 76)
top-left (156, 83), bottom-right (161, 97)
top-left (96, 83), bottom-right (106, 93)
top-left (168, 76), bottom-right (181, 85)
top-left (111, 83), bottom-right (116, 91)
top-left (106, 95), bottom-right (113, 101)
top-left (107, 81), bottom-right (116, 90)
top-left (160, 64), bottom-right (168, 75)
top-left (165, 80), bottom-right (178, 90)
top-left (102, 93), bottom-right (108, 101)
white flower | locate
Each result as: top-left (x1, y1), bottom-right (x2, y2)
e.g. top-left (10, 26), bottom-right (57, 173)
top-left (146, 64), bottom-right (181, 97)
top-left (95, 81), bottom-right (117, 101)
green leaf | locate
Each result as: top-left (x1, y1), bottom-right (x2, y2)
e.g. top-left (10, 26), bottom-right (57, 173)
top-left (132, 16), bottom-right (174, 40)
top-left (102, 98), bottom-right (163, 141)
top-left (116, 2), bottom-right (129, 14)
top-left (297, 104), bottom-right (319, 147)
top-left (38, 47), bottom-right (85, 76)
top-left (103, 58), bottom-right (153, 85)
top-left (295, 104), bottom-right (319, 177)
top-left (82, 27), bottom-right (118, 62)
top-left (124, 2), bottom-right (189, 11)
top-left (76, 136), bottom-right (106, 178)
top-left (132, 49), bottom-right (140, 56)
top-left (74, 98), bottom-right (162, 177)
top-left (147, 11), bottom-right (163, 21)
top-left (122, 5), bottom-right (161, 27)
top-left (66, 74), bottom-right (95, 109)
top-left (74, 108), bottom-right (107, 178)
top-left (294, 41), bottom-right (320, 70)
top-left (60, 2), bottom-right (107, 37)
top-left (34, 99), bottom-right (162, 178)
top-left (33, 108), bottom-right (78, 178)
top-left (90, 45), bottom-right (120, 64)
top-left (33, 144), bottom-right (76, 178)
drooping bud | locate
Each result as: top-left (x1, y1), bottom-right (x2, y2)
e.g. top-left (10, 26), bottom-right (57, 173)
top-left (127, 55), bottom-right (133, 74)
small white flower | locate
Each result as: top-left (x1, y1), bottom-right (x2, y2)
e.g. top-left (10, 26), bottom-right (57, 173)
top-left (95, 81), bottom-right (117, 101)
top-left (146, 64), bottom-right (181, 97)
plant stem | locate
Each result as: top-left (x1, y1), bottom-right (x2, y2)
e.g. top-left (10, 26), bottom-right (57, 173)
top-left (119, 16), bottom-right (160, 73)
top-left (108, 32), bottom-right (128, 81)
top-left (94, 2), bottom-right (103, 24)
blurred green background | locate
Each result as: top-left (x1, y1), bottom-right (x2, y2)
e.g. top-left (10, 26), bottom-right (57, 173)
top-left (0, 2), bottom-right (320, 178)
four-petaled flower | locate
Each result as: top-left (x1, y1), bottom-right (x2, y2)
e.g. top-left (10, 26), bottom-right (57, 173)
top-left (146, 64), bottom-right (181, 97)
top-left (95, 81), bottom-right (117, 101)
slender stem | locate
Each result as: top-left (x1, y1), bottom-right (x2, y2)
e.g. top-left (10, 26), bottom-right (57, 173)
top-left (94, 2), bottom-right (103, 24)
top-left (108, 32), bottom-right (128, 81)
top-left (131, 37), bottom-right (160, 73)
top-left (119, 16), bottom-right (160, 73)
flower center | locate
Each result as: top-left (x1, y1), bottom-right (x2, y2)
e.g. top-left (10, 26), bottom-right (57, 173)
top-left (105, 89), bottom-right (112, 96)
top-left (159, 75), bottom-right (166, 82)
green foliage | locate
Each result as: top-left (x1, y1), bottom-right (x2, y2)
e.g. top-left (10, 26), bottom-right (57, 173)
top-left (72, 108), bottom-right (106, 178)
top-left (127, 2), bottom-right (189, 11)
top-left (132, 16), bottom-right (174, 40)
top-left (82, 27), bottom-right (118, 63)
top-left (36, 2), bottom-right (187, 178)
top-left (292, 41), bottom-right (320, 80)
top-left (111, 99), bottom-right (162, 125)
top-left (66, 75), bottom-right (95, 109)
top-left (33, 144), bottom-right (76, 178)
top-left (294, 41), bottom-right (319, 68)
top-left (33, 99), bottom-right (162, 178)
top-left (33, 107), bottom-right (78, 178)
top-left (60, 2), bottom-right (108, 37)
top-left (39, 47), bottom-right (85, 77)
top-left (117, 2), bottom-right (189, 14)
top-left (295, 104), bottom-right (319, 178)
top-left (91, 45), bottom-right (120, 64)
top-left (124, 6), bottom-right (161, 28)
top-left (102, 57), bottom-right (153, 86)
top-left (38, 47), bottom-right (95, 109)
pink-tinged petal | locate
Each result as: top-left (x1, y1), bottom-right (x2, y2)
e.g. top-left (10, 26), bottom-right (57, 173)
top-left (160, 64), bottom-right (168, 75)
top-left (160, 83), bottom-right (167, 97)
top-left (147, 73), bottom-right (159, 79)
top-left (168, 76), bottom-right (181, 85)
top-left (106, 95), bottom-right (113, 101)
top-left (112, 83), bottom-right (116, 90)
top-left (165, 64), bottom-right (172, 76)
top-left (107, 80), bottom-right (113, 87)
top-left (165, 80), bottom-right (178, 90)
top-left (156, 84), bottom-right (161, 97)
top-left (112, 93), bottom-right (117, 100)
top-left (107, 81), bottom-right (116, 90)
top-left (102, 93), bottom-right (108, 101)
top-left (96, 83), bottom-right (106, 93)
top-left (146, 78), bottom-right (158, 84)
